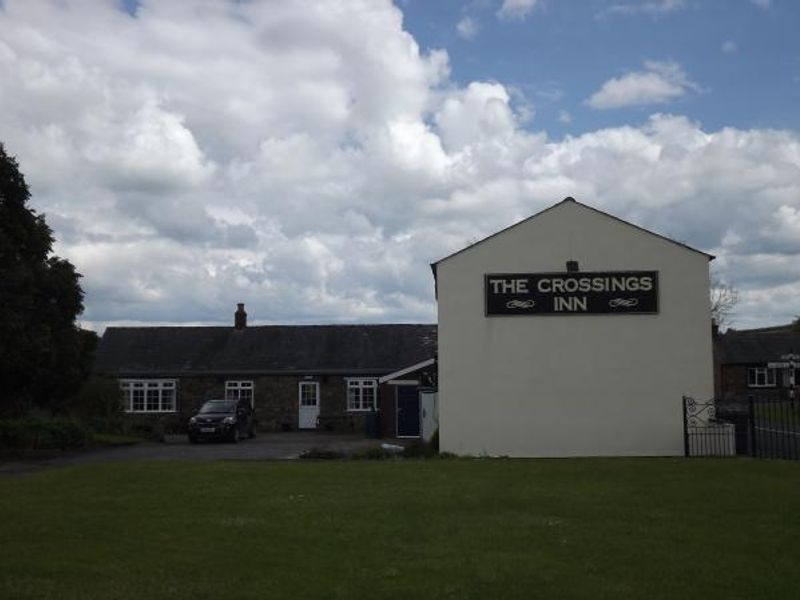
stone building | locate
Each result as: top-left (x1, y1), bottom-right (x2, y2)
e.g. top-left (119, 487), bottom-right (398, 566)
top-left (94, 304), bottom-right (436, 438)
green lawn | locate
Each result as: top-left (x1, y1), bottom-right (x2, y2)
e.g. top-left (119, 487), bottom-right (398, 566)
top-left (1, 458), bottom-right (799, 600)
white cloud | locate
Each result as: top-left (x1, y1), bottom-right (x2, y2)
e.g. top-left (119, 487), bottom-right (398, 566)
top-left (535, 84), bottom-right (564, 103)
top-left (434, 82), bottom-right (518, 151)
top-left (456, 16), bottom-right (479, 40)
top-left (1, 0), bottom-right (799, 332)
top-left (497, 0), bottom-right (539, 21)
top-left (557, 109), bottom-right (572, 124)
top-left (750, 0), bottom-right (771, 9)
top-left (586, 61), bottom-right (698, 110)
top-left (90, 101), bottom-right (216, 192)
top-left (600, 0), bottom-right (686, 18)
top-left (722, 40), bottom-right (737, 54)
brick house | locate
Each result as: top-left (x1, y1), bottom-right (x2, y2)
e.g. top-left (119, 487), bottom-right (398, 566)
top-left (94, 304), bottom-right (437, 438)
top-left (714, 323), bottom-right (800, 403)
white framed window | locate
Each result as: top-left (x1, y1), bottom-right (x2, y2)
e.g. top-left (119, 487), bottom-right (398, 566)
top-left (120, 380), bottom-right (177, 413)
top-left (225, 380), bottom-right (254, 407)
top-left (747, 368), bottom-right (776, 388)
top-left (299, 381), bottom-right (319, 406)
top-left (347, 378), bottom-right (377, 411)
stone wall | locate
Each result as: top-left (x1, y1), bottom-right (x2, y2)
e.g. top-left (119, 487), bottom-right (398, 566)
top-left (112, 373), bottom-right (384, 435)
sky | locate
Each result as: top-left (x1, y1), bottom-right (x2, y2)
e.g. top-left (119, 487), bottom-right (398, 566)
top-left (1, 0), bottom-right (798, 332)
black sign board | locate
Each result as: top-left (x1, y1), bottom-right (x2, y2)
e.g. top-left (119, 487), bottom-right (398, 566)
top-left (485, 271), bottom-right (659, 316)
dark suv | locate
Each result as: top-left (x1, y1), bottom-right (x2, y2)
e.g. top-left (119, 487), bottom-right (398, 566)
top-left (188, 399), bottom-right (256, 443)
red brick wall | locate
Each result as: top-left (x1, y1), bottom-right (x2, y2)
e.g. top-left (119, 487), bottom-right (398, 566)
top-left (719, 364), bottom-right (793, 401)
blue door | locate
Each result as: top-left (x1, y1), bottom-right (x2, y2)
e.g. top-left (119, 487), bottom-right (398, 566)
top-left (396, 386), bottom-right (420, 438)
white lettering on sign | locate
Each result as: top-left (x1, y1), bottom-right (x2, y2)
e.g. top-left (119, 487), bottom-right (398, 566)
top-left (536, 275), bottom-right (655, 293)
top-left (486, 270), bottom-right (659, 316)
top-left (489, 278), bottom-right (529, 294)
top-left (554, 296), bottom-right (587, 312)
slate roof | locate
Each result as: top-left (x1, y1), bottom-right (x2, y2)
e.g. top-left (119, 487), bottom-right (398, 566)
top-left (95, 324), bottom-right (437, 376)
top-left (716, 324), bottom-right (800, 364)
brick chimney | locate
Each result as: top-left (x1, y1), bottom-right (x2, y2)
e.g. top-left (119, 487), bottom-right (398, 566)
top-left (234, 303), bottom-right (247, 330)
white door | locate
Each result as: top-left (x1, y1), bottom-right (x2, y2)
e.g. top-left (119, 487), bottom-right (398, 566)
top-left (421, 391), bottom-right (438, 442)
top-left (298, 382), bottom-right (319, 429)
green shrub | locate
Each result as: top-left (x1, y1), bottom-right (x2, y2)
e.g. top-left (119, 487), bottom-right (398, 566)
top-left (0, 416), bottom-right (92, 450)
top-left (64, 377), bottom-right (124, 432)
top-left (299, 447), bottom-right (344, 460)
top-left (351, 446), bottom-right (395, 460)
top-left (402, 430), bottom-right (440, 458)
top-left (86, 416), bottom-right (124, 435)
top-left (123, 420), bottom-right (165, 443)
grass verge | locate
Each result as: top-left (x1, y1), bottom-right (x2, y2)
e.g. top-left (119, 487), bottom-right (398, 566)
top-left (1, 458), bottom-right (799, 599)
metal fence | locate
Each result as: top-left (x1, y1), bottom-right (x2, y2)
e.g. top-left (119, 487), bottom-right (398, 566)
top-left (748, 397), bottom-right (800, 460)
top-left (682, 395), bottom-right (800, 460)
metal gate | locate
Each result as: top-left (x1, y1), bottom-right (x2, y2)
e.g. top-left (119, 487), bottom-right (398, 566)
top-left (682, 396), bottom-right (737, 456)
top-left (683, 396), bottom-right (800, 459)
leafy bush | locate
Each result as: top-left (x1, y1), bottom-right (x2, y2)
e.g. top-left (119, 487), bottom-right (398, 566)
top-left (299, 447), bottom-right (345, 460)
top-left (0, 416), bottom-right (92, 450)
top-left (402, 429), bottom-right (440, 458)
top-left (123, 420), bottom-right (166, 443)
top-left (64, 377), bottom-right (124, 433)
top-left (351, 446), bottom-right (395, 460)
top-left (402, 441), bottom-right (434, 458)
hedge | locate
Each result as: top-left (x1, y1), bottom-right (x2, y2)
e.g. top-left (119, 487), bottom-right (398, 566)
top-left (0, 416), bottom-right (93, 450)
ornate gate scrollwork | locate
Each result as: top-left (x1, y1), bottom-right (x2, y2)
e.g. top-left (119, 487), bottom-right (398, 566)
top-left (682, 396), bottom-right (736, 457)
top-left (683, 395), bottom-right (715, 429)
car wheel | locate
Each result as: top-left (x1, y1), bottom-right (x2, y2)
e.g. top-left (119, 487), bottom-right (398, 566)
top-left (249, 423), bottom-right (256, 439)
top-left (230, 428), bottom-right (239, 444)
top-left (188, 434), bottom-right (198, 444)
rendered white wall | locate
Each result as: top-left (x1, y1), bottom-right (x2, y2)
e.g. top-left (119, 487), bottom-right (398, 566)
top-left (436, 200), bottom-right (714, 457)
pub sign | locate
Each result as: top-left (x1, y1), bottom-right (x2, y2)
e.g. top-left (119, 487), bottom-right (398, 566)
top-left (485, 271), bottom-right (659, 316)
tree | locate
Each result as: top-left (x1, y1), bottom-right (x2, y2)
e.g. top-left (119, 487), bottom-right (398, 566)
top-left (710, 277), bottom-right (739, 331)
top-left (0, 142), bottom-right (94, 415)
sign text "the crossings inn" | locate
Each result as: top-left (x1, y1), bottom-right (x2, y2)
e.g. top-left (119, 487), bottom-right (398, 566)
top-left (485, 271), bottom-right (659, 316)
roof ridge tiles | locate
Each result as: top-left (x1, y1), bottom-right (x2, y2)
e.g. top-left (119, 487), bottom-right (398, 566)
top-left (105, 322), bottom-right (436, 330)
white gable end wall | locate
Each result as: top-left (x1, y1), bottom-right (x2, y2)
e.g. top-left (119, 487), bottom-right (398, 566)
top-left (436, 200), bottom-right (713, 457)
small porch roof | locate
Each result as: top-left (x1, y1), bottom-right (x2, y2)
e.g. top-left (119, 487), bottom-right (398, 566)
top-left (378, 358), bottom-right (436, 384)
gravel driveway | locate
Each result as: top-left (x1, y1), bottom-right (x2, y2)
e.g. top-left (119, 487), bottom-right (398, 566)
top-left (0, 432), bottom-right (401, 477)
